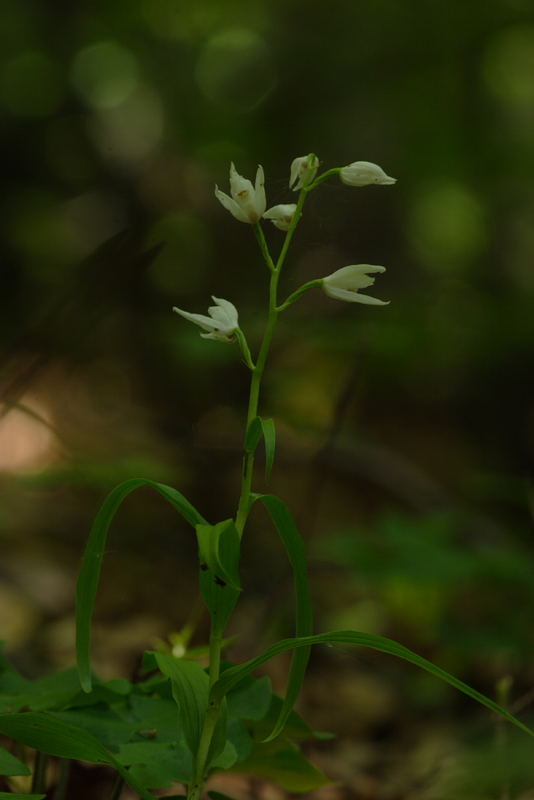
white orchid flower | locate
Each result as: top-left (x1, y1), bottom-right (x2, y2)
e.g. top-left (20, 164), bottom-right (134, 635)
top-left (322, 265), bottom-right (389, 306)
top-left (339, 161), bottom-right (396, 187)
top-left (289, 154), bottom-right (319, 191)
top-left (263, 203), bottom-right (297, 231)
top-left (214, 162), bottom-right (266, 223)
top-left (173, 296), bottom-right (239, 342)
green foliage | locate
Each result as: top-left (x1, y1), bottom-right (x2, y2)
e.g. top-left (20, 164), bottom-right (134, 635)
top-left (196, 520), bottom-right (241, 632)
top-left (252, 494), bottom-right (313, 741)
top-left (0, 649), bottom-right (330, 794)
top-left (211, 632), bottom-right (534, 739)
top-left (245, 417), bottom-right (276, 479)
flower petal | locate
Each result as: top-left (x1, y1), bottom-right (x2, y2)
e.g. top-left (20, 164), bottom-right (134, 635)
top-left (214, 186), bottom-right (249, 222)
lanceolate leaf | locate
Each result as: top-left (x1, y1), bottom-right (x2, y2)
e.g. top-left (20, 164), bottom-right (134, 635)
top-left (155, 654), bottom-right (227, 767)
top-left (196, 520), bottom-right (241, 632)
top-left (252, 495), bottom-right (313, 742)
top-left (76, 478), bottom-right (207, 692)
top-left (260, 418), bottom-right (276, 480)
top-left (210, 631), bottom-right (534, 739)
top-left (0, 712), bottom-right (158, 800)
top-left (245, 417), bottom-right (276, 479)
top-left (154, 655), bottom-right (209, 756)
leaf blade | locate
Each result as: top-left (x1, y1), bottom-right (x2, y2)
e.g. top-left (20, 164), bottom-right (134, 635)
top-left (252, 495), bottom-right (313, 742)
top-left (211, 631), bottom-right (534, 739)
top-left (76, 478), bottom-right (206, 692)
top-left (0, 712), bottom-right (157, 800)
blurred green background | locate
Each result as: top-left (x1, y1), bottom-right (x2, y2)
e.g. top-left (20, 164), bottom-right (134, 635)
top-left (1, 0), bottom-right (534, 796)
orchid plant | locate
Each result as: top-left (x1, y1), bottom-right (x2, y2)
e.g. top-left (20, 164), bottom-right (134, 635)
top-left (0, 155), bottom-right (532, 800)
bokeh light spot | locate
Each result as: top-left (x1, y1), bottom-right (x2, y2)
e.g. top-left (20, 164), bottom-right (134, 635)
top-left (195, 28), bottom-right (276, 112)
top-left (88, 85), bottom-right (164, 163)
top-left (409, 182), bottom-right (485, 269)
top-left (71, 41), bottom-right (138, 109)
top-left (1, 50), bottom-right (63, 117)
top-left (482, 25), bottom-right (534, 108)
top-left (0, 398), bottom-right (58, 474)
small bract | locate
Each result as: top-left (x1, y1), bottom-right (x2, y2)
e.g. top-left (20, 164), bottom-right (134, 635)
top-left (173, 296), bottom-right (239, 341)
top-left (263, 203), bottom-right (297, 231)
top-left (340, 161), bottom-right (396, 187)
top-left (215, 163), bottom-right (266, 223)
top-left (322, 265), bottom-right (389, 306)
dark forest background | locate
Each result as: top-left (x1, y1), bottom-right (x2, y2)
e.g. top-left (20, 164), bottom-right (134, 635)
top-left (1, 1), bottom-right (534, 796)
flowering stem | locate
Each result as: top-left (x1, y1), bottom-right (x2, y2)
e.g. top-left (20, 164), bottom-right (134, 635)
top-left (235, 188), bottom-right (309, 537)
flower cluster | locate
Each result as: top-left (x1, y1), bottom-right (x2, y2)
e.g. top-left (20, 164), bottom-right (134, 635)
top-left (174, 154), bottom-right (395, 348)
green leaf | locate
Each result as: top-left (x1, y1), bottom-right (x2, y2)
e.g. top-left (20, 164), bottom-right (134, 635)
top-left (245, 418), bottom-right (276, 479)
top-left (76, 478), bottom-right (207, 692)
top-left (154, 654), bottom-right (209, 756)
top-left (0, 794), bottom-right (46, 799)
top-left (208, 792), bottom-right (240, 800)
top-left (232, 738), bottom-right (330, 793)
top-left (0, 713), bottom-right (157, 800)
top-left (244, 417), bottom-right (263, 454)
top-left (250, 695), bottom-right (332, 742)
top-left (211, 631), bottom-right (534, 739)
top-left (226, 675), bottom-right (272, 722)
top-left (0, 745), bottom-right (30, 776)
top-left (196, 520), bottom-right (241, 632)
top-left (260, 418), bottom-right (276, 480)
top-left (154, 654), bottom-right (228, 770)
top-left (196, 520), bottom-right (241, 591)
top-left (252, 495), bottom-right (313, 742)
top-left (117, 741), bottom-right (192, 787)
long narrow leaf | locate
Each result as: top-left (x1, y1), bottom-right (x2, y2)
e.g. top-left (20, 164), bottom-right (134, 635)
top-left (210, 631), bottom-right (534, 739)
top-left (0, 712), bottom-right (158, 800)
top-left (76, 479), bottom-right (207, 692)
top-left (260, 419), bottom-right (276, 480)
top-left (252, 495), bottom-right (313, 741)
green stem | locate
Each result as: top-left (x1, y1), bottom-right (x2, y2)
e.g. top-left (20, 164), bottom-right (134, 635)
top-left (235, 188), bottom-right (309, 537)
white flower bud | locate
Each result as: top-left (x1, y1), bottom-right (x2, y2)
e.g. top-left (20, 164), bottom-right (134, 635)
top-left (263, 203), bottom-right (297, 231)
top-left (339, 161), bottom-right (396, 187)
top-left (173, 296), bottom-right (239, 342)
top-left (289, 154), bottom-right (319, 191)
top-left (215, 163), bottom-right (266, 223)
top-left (322, 265), bottom-right (389, 306)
